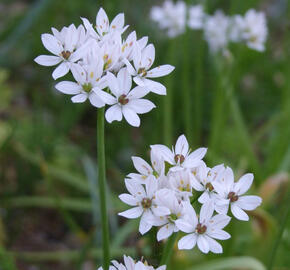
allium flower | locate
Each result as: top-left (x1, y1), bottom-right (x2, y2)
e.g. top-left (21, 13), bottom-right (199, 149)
top-left (99, 68), bottom-right (155, 127)
top-left (98, 255), bottom-right (166, 270)
top-left (128, 149), bottom-right (165, 184)
top-left (203, 11), bottom-right (230, 53)
top-left (241, 9), bottom-right (267, 52)
top-left (176, 202), bottom-right (231, 253)
top-left (55, 62), bottom-right (106, 107)
top-left (119, 177), bottom-right (170, 234)
top-left (124, 43), bottom-right (175, 95)
top-left (150, 188), bottom-right (185, 241)
top-left (213, 167), bottom-right (262, 221)
top-left (188, 5), bottom-right (204, 29)
top-left (150, 0), bottom-right (187, 38)
top-left (151, 134), bottom-right (207, 172)
top-left (34, 24), bottom-right (90, 79)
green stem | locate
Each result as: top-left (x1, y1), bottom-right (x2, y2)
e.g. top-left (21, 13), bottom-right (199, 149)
top-left (267, 188), bottom-right (290, 270)
top-left (97, 107), bottom-right (110, 270)
top-left (160, 233), bottom-right (178, 267)
top-left (163, 40), bottom-right (176, 145)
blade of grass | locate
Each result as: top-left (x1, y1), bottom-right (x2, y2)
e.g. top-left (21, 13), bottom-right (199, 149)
top-left (0, 246), bottom-right (17, 270)
top-left (187, 256), bottom-right (266, 270)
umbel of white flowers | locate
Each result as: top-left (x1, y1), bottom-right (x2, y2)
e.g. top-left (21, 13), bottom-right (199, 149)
top-left (150, 1), bottom-right (268, 53)
top-left (97, 255), bottom-right (166, 270)
top-left (119, 134), bottom-right (262, 254)
top-left (34, 7), bottom-right (175, 127)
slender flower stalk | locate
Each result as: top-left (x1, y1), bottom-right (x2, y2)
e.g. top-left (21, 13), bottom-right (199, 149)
top-left (160, 233), bottom-right (178, 266)
top-left (97, 107), bottom-right (110, 269)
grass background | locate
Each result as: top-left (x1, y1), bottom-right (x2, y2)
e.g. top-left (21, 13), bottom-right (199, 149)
top-left (0, 0), bottom-right (289, 269)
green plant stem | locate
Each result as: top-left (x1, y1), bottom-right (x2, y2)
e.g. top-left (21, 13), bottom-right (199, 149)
top-left (267, 188), bottom-right (290, 270)
top-left (163, 40), bottom-right (176, 145)
top-left (160, 233), bottom-right (178, 267)
top-left (97, 107), bottom-right (110, 270)
top-left (182, 30), bottom-right (193, 145)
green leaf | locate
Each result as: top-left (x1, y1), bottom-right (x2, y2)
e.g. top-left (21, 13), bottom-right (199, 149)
top-left (187, 257), bottom-right (266, 270)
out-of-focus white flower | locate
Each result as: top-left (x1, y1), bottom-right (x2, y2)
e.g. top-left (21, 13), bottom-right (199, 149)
top-left (151, 134), bottom-right (207, 172)
top-left (124, 43), bottom-right (175, 95)
top-left (241, 9), bottom-right (267, 52)
top-left (34, 24), bottom-right (90, 80)
top-left (176, 202), bottom-right (231, 253)
top-left (213, 167), bottom-right (262, 221)
top-left (203, 11), bottom-right (230, 53)
top-left (228, 15), bottom-right (245, 42)
top-left (119, 177), bottom-right (170, 234)
top-left (188, 5), bottom-right (204, 29)
top-left (150, 0), bottom-right (187, 38)
top-left (99, 68), bottom-right (155, 127)
top-left (98, 255), bottom-right (166, 270)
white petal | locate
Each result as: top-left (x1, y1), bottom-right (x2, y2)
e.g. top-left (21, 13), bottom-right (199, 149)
top-left (234, 173), bottom-right (254, 195)
top-left (146, 64), bottom-right (175, 78)
top-left (127, 99), bottom-right (155, 114)
top-left (199, 201), bottom-right (214, 224)
top-left (236, 195), bottom-right (262, 211)
top-left (41, 33), bottom-right (62, 55)
top-left (139, 213), bottom-right (153, 235)
top-left (209, 214), bottom-right (231, 229)
top-left (141, 44), bottom-right (155, 70)
top-left (119, 193), bottom-right (138, 206)
top-left (70, 63), bottom-right (86, 84)
top-left (150, 145), bottom-right (174, 164)
top-left (127, 86), bottom-right (149, 100)
top-left (52, 62), bottom-right (70, 80)
top-left (175, 134), bottom-right (189, 156)
top-left (34, 55), bottom-right (61, 66)
top-left (175, 219), bottom-right (195, 233)
top-left (178, 234), bottom-right (197, 250)
top-left (117, 68), bottom-right (132, 95)
top-left (207, 229), bottom-right (231, 240)
top-left (96, 8), bottom-right (109, 35)
top-left (184, 148), bottom-right (207, 166)
top-left (118, 206), bottom-right (143, 219)
top-left (71, 93), bottom-right (87, 103)
top-left (145, 176), bottom-right (158, 198)
top-left (157, 224), bottom-right (174, 241)
top-left (231, 203), bottom-right (249, 221)
top-left (198, 191), bottom-right (210, 204)
top-left (132, 156), bottom-right (152, 175)
top-left (89, 92), bottom-right (104, 108)
top-left (105, 104), bottom-right (122, 123)
top-left (125, 179), bottom-right (146, 197)
top-left (55, 81), bottom-right (81, 95)
top-left (143, 79), bottom-right (166, 95)
top-left (204, 236), bottom-right (223, 254)
top-left (152, 206), bottom-right (170, 216)
top-left (98, 90), bottom-right (116, 105)
top-left (197, 235), bottom-right (210, 253)
top-left (123, 58), bottom-right (137, 75)
top-left (110, 13), bottom-right (125, 30)
top-left (122, 106), bottom-right (140, 127)
top-left (107, 72), bottom-right (120, 97)
top-left (133, 76), bottom-right (146, 86)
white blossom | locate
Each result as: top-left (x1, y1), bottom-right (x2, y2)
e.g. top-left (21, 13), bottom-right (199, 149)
top-left (188, 5), bottom-right (204, 29)
top-left (176, 202), bottom-right (231, 253)
top-left (150, 1), bottom-right (187, 38)
top-left (213, 167), bottom-right (262, 221)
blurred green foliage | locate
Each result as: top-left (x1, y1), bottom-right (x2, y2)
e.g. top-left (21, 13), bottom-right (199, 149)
top-left (0, 0), bottom-right (289, 269)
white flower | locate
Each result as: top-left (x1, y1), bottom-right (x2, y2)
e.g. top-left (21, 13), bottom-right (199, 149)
top-left (128, 149), bottom-right (165, 184)
top-left (150, 188), bottom-right (185, 241)
top-left (124, 43), bottom-right (175, 95)
top-left (241, 9), bottom-right (267, 52)
top-left (228, 15), bottom-right (245, 43)
top-left (151, 134), bottom-right (207, 172)
top-left (119, 177), bottom-right (170, 235)
top-left (99, 68), bottom-right (155, 127)
top-left (150, 0), bottom-right (186, 38)
top-left (176, 202), bottom-right (231, 253)
top-left (55, 61), bottom-right (106, 107)
top-left (203, 11), bottom-right (230, 53)
top-left (212, 167), bottom-right (262, 221)
top-left (34, 24), bottom-right (90, 79)
top-left (98, 255), bottom-right (166, 270)
top-left (188, 5), bottom-right (204, 29)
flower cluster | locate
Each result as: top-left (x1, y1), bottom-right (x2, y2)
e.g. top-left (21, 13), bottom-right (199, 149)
top-left (35, 8), bottom-right (174, 127)
top-left (98, 255), bottom-right (166, 270)
top-left (119, 135), bottom-right (262, 254)
top-left (150, 1), bottom-right (267, 52)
